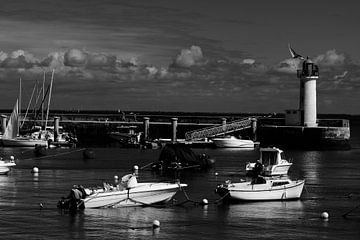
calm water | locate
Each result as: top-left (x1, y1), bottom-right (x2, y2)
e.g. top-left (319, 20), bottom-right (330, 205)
top-left (1, 126), bottom-right (360, 239)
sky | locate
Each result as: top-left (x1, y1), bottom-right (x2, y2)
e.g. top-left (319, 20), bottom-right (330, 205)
top-left (1, 0), bottom-right (360, 114)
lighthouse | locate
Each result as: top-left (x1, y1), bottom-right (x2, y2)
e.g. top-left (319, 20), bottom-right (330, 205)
top-left (298, 58), bottom-right (318, 127)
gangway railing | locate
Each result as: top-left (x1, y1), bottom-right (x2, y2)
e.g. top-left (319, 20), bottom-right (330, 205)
top-left (185, 117), bottom-right (254, 141)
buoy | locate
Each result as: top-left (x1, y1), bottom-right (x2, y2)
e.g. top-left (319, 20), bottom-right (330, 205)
top-left (201, 198), bottom-right (209, 205)
top-left (10, 155), bottom-right (15, 160)
top-left (133, 165), bottom-right (139, 170)
top-left (152, 220), bottom-right (160, 229)
top-left (215, 172), bottom-right (219, 176)
top-left (321, 212), bottom-right (329, 219)
top-left (32, 167), bottom-right (39, 173)
top-left (114, 175), bottom-right (119, 181)
top-left (39, 203), bottom-right (43, 209)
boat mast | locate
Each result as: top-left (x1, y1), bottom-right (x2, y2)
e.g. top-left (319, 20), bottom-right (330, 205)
top-left (18, 77), bottom-right (21, 135)
top-left (42, 71), bottom-right (45, 127)
top-left (45, 69), bottom-right (54, 129)
top-left (21, 81), bottom-right (38, 128)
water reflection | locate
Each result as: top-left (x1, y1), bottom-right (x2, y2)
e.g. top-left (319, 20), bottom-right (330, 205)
top-left (82, 207), bottom-right (175, 238)
top-left (297, 151), bottom-right (322, 184)
top-left (0, 175), bottom-right (17, 207)
top-left (223, 200), bottom-right (305, 220)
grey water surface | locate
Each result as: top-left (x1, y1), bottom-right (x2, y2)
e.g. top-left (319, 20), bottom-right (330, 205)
top-left (1, 126), bottom-right (360, 239)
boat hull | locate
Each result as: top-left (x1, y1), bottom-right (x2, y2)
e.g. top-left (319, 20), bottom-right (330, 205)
top-left (1, 138), bottom-right (48, 147)
top-left (83, 183), bottom-right (186, 208)
top-left (0, 161), bottom-right (16, 175)
top-left (217, 179), bottom-right (305, 201)
top-left (212, 137), bottom-right (254, 148)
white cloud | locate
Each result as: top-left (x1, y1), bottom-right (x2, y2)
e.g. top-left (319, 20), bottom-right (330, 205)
top-left (273, 58), bottom-right (301, 74)
top-left (173, 45), bottom-right (204, 68)
top-left (242, 58), bottom-right (255, 65)
top-left (334, 70), bottom-right (348, 80)
top-left (0, 51), bottom-right (8, 62)
top-left (314, 49), bottom-right (345, 66)
top-left (64, 49), bottom-right (88, 67)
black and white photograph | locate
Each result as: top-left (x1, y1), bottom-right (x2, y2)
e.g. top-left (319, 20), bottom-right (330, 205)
top-left (0, 0), bottom-right (359, 239)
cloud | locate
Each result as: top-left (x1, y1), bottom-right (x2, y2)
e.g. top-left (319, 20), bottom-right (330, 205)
top-left (314, 49), bottom-right (345, 66)
top-left (172, 45), bottom-right (205, 68)
top-left (87, 53), bottom-right (117, 69)
top-left (0, 51), bottom-right (8, 62)
top-left (242, 58), bottom-right (255, 65)
top-left (41, 52), bottom-right (65, 69)
top-left (64, 49), bottom-right (87, 67)
top-left (0, 50), bottom-right (39, 69)
top-left (273, 58), bottom-right (301, 74)
top-left (334, 70), bottom-right (348, 80)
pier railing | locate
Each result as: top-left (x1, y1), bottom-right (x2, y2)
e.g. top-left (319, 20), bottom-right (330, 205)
top-left (185, 117), bottom-right (253, 141)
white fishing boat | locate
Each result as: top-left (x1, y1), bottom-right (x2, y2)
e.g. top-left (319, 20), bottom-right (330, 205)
top-left (58, 174), bottom-right (187, 210)
top-left (216, 177), bottom-right (305, 201)
top-left (246, 147), bottom-right (292, 176)
top-left (0, 156), bottom-right (16, 175)
top-left (211, 136), bottom-right (255, 148)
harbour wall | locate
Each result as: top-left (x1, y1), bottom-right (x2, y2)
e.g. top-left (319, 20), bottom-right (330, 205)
top-left (0, 110), bottom-right (353, 149)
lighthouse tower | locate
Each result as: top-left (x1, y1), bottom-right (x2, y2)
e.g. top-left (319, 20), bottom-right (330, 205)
top-left (298, 58), bottom-right (318, 127)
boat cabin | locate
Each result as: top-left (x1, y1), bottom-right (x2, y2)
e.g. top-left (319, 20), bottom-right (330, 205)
top-left (259, 147), bottom-right (284, 166)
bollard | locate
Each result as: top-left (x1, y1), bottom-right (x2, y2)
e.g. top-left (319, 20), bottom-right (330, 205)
top-left (144, 117), bottom-right (150, 140)
top-left (251, 118), bottom-right (257, 141)
top-left (54, 116), bottom-right (60, 142)
top-left (221, 118), bottom-right (227, 132)
top-left (171, 118), bottom-right (178, 142)
top-left (1, 115), bottom-right (7, 134)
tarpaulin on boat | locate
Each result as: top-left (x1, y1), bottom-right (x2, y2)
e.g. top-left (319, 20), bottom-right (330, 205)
top-left (153, 143), bottom-right (215, 171)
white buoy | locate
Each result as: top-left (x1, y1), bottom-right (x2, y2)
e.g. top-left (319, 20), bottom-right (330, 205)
top-left (114, 175), bottom-right (119, 181)
top-left (321, 212), bottom-right (329, 219)
top-left (152, 220), bottom-right (160, 228)
top-left (202, 198), bottom-right (209, 205)
top-left (10, 155), bottom-right (15, 160)
top-left (215, 172), bottom-right (219, 176)
top-left (133, 165), bottom-right (139, 170)
top-left (31, 167), bottom-right (39, 173)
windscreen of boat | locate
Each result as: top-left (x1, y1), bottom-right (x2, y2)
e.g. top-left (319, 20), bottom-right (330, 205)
top-left (261, 151), bottom-right (278, 166)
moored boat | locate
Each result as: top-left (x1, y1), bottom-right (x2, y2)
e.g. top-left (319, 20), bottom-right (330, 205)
top-left (211, 136), bottom-right (254, 148)
top-left (0, 156), bottom-right (16, 175)
top-left (216, 177), bottom-right (305, 201)
top-left (246, 147), bottom-right (292, 176)
top-left (151, 143), bottom-right (215, 173)
top-left (0, 99), bottom-right (48, 147)
top-left (57, 174), bottom-right (187, 210)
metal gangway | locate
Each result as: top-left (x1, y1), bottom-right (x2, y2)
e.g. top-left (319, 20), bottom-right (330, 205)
top-left (185, 117), bottom-right (255, 141)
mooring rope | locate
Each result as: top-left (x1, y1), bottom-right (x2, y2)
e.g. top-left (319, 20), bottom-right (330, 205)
top-left (21, 148), bottom-right (87, 161)
top-left (342, 203), bottom-right (360, 218)
top-left (140, 162), bottom-right (154, 170)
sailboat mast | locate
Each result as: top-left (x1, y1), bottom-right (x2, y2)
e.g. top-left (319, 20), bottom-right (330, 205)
top-left (42, 71), bottom-right (45, 127)
top-left (45, 69), bottom-right (54, 129)
top-left (21, 81), bottom-right (38, 128)
top-left (18, 77), bottom-right (21, 135)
